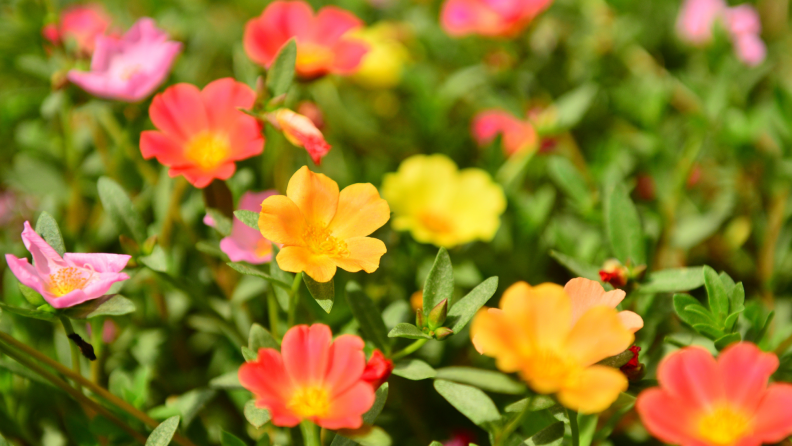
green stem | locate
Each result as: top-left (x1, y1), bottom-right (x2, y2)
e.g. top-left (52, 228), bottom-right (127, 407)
top-left (495, 395), bottom-right (532, 446)
top-left (300, 420), bottom-right (320, 446)
top-left (567, 408), bottom-right (580, 446)
top-left (267, 290), bottom-right (280, 340)
top-left (0, 330), bottom-right (197, 446)
top-left (0, 342), bottom-right (147, 444)
top-left (390, 339), bottom-right (428, 361)
top-left (90, 318), bottom-right (103, 384)
top-left (287, 272), bottom-right (302, 327)
top-left (59, 316), bottom-right (82, 392)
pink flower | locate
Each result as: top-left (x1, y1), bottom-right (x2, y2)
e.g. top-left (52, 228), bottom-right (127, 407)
top-left (243, 1), bottom-right (369, 79)
top-left (676, 0), bottom-right (726, 45)
top-left (563, 277), bottom-right (643, 333)
top-left (270, 109), bottom-right (332, 165)
top-left (726, 5), bottom-right (766, 66)
top-left (5, 222), bottom-right (131, 309)
top-left (238, 324), bottom-right (376, 429)
top-left (204, 191), bottom-right (277, 264)
top-left (67, 18), bottom-right (181, 102)
top-left (636, 343), bottom-right (792, 446)
top-left (42, 4), bottom-right (113, 55)
top-left (472, 109), bottom-right (538, 156)
top-left (733, 33), bottom-right (766, 66)
top-left (441, 0), bottom-right (554, 38)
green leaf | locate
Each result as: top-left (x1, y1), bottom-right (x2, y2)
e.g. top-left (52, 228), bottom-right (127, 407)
top-left (604, 183), bottom-right (645, 266)
top-left (703, 266), bottom-right (729, 319)
top-left (241, 346), bottom-right (257, 362)
top-left (221, 431), bottom-right (248, 446)
top-left (206, 209), bottom-right (232, 237)
top-left (303, 274), bottom-right (333, 313)
top-left (638, 267), bottom-right (705, 294)
top-left (270, 245), bottom-right (292, 311)
top-left (434, 367), bottom-right (525, 394)
top-left (724, 311), bottom-right (743, 332)
top-left (729, 282), bottom-right (745, 313)
top-left (692, 323), bottom-right (725, 340)
top-left (234, 210), bottom-right (259, 231)
top-left (548, 157), bottom-right (592, 211)
top-left (208, 371), bottom-right (241, 389)
top-left (447, 277), bottom-right (498, 334)
top-left (248, 323), bottom-right (279, 351)
top-left (387, 323), bottom-right (432, 340)
top-left (244, 400), bottom-right (271, 428)
top-left (714, 332), bottom-right (741, 350)
top-left (433, 380), bottom-right (500, 426)
top-left (35, 211), bottom-right (65, 256)
top-left (18, 283), bottom-right (45, 306)
top-left (392, 359), bottom-right (436, 380)
top-left (423, 248), bottom-right (454, 316)
top-left (0, 302), bottom-right (57, 321)
top-left (145, 416), bottom-right (180, 446)
top-left (346, 282), bottom-right (391, 354)
top-left (526, 421), bottom-right (564, 446)
top-left (596, 349), bottom-right (637, 368)
top-left (548, 250), bottom-right (601, 281)
top-left (673, 294), bottom-right (715, 327)
top-left (549, 83), bottom-right (598, 131)
top-left (267, 38), bottom-right (297, 97)
top-left (226, 262), bottom-right (292, 290)
top-left (335, 426), bottom-right (391, 446)
top-left (504, 396), bottom-right (557, 413)
top-left (98, 177), bottom-right (146, 244)
top-left (64, 295), bottom-right (136, 319)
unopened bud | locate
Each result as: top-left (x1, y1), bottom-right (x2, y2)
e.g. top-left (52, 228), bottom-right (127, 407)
top-left (416, 311), bottom-right (426, 329)
top-left (142, 235), bottom-right (158, 256)
top-left (433, 327), bottom-right (453, 340)
top-left (118, 234), bottom-right (139, 255)
top-left (428, 299), bottom-right (448, 330)
top-left (599, 259), bottom-right (628, 288)
top-left (619, 346), bottom-right (645, 381)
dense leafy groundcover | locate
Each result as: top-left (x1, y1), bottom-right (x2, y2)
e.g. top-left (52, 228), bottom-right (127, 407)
top-left (2, 0), bottom-right (792, 445)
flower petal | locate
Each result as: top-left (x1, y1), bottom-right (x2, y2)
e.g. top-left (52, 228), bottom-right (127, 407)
top-left (63, 253), bottom-right (131, 273)
top-left (617, 310), bottom-right (644, 333)
top-left (259, 195), bottom-right (307, 246)
top-left (557, 365), bottom-right (628, 414)
top-left (317, 381), bottom-right (374, 430)
top-left (636, 388), bottom-right (701, 445)
top-left (656, 346), bottom-right (722, 410)
top-left (501, 282), bottom-right (571, 350)
top-left (718, 342), bottom-right (779, 411)
top-left (323, 334), bottom-right (366, 395)
top-left (327, 183), bottom-right (390, 239)
top-left (147, 83), bottom-right (208, 143)
top-left (332, 237), bottom-right (386, 274)
top-left (139, 131), bottom-right (187, 164)
top-left (470, 307), bottom-right (523, 373)
top-left (239, 348), bottom-right (300, 427)
top-left (200, 78), bottom-right (257, 132)
top-left (5, 255), bottom-right (46, 296)
top-left (751, 383), bottom-right (792, 442)
top-left (281, 324), bottom-right (332, 387)
top-left (564, 306), bottom-right (634, 366)
top-left (286, 166), bottom-right (339, 227)
top-left (276, 246), bottom-right (337, 283)
top-left (330, 39), bottom-right (369, 74)
top-left (311, 6), bottom-right (363, 42)
top-left (243, 1), bottom-right (314, 67)
top-left (21, 221), bottom-right (65, 276)
top-left (564, 277), bottom-right (626, 324)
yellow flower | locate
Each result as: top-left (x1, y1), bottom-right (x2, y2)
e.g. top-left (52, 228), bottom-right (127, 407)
top-left (351, 23), bottom-right (410, 89)
top-left (258, 167), bottom-right (391, 283)
top-left (470, 282), bottom-right (634, 414)
top-left (381, 154), bottom-right (506, 248)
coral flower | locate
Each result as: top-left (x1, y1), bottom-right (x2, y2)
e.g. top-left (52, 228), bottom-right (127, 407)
top-left (470, 282), bottom-right (634, 413)
top-left (243, 1), bottom-right (369, 79)
top-left (5, 222), bottom-right (131, 309)
top-left (67, 18), bottom-right (181, 102)
top-left (140, 78), bottom-right (264, 188)
top-left (440, 0), bottom-right (554, 38)
top-left (564, 278), bottom-right (643, 333)
top-left (472, 109), bottom-right (538, 156)
top-left (271, 109), bottom-right (331, 165)
top-left (42, 4), bottom-right (112, 55)
top-left (204, 191), bottom-right (277, 264)
top-left (238, 324), bottom-right (376, 429)
top-left (258, 167), bottom-right (390, 283)
top-left (636, 343), bottom-right (792, 446)
top-left (381, 154), bottom-right (506, 248)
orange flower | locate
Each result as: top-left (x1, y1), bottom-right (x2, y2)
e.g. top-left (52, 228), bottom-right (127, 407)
top-left (271, 109), bottom-right (331, 165)
top-left (471, 282), bottom-right (634, 413)
top-left (243, 1), bottom-right (369, 79)
top-left (140, 78), bottom-right (264, 188)
top-left (636, 343), bottom-right (792, 446)
top-left (258, 166), bottom-right (390, 283)
top-left (563, 278), bottom-right (643, 333)
top-left (239, 324), bottom-right (376, 429)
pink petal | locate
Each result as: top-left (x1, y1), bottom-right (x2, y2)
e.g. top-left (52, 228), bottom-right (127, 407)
top-left (717, 343), bottom-right (779, 411)
top-left (148, 83), bottom-right (208, 143)
top-left (331, 39), bottom-right (370, 74)
top-left (20, 221), bottom-right (65, 276)
top-left (751, 384), bottom-right (792, 442)
top-left (4, 255), bottom-right (47, 296)
top-left (63, 253), bottom-right (131, 273)
top-left (281, 324), bottom-right (333, 387)
top-left (316, 381), bottom-right (375, 430)
top-left (441, 0), bottom-right (488, 36)
top-left (676, 0), bottom-right (726, 45)
top-left (239, 348), bottom-right (300, 427)
top-left (724, 5), bottom-right (761, 36)
top-left (656, 346), bottom-right (722, 410)
top-left (139, 131), bottom-right (188, 164)
top-left (199, 78), bottom-right (257, 133)
top-left (243, 1), bottom-right (314, 68)
top-left (239, 191), bottom-right (279, 212)
top-left (322, 334), bottom-right (366, 396)
top-left (636, 388), bottom-right (703, 446)
top-left (733, 33), bottom-right (766, 67)
top-left (311, 7), bottom-right (364, 43)
top-left (47, 272), bottom-right (130, 309)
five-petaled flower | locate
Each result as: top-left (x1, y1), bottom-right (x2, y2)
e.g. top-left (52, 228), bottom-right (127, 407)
top-left (441, 0), bottom-right (554, 38)
top-left (5, 221), bottom-right (131, 309)
top-left (471, 281), bottom-right (634, 413)
top-left (67, 17), bottom-right (181, 102)
top-left (238, 324), bottom-right (377, 429)
top-left (140, 78), bottom-right (265, 188)
top-left (270, 109), bottom-right (332, 165)
top-left (637, 343), bottom-right (792, 446)
top-left (42, 3), bottom-right (113, 56)
top-left (204, 191), bottom-right (277, 264)
top-left (258, 166), bottom-right (390, 283)
top-left (244, 0), bottom-right (369, 79)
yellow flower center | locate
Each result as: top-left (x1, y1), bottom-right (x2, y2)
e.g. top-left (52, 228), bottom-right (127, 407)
top-left (255, 239), bottom-right (273, 258)
top-left (418, 211), bottom-right (455, 235)
top-left (288, 386), bottom-right (331, 419)
top-left (523, 349), bottom-right (577, 387)
top-left (185, 132), bottom-right (230, 170)
top-left (48, 267), bottom-right (90, 297)
top-left (296, 43), bottom-right (334, 70)
top-left (697, 406), bottom-right (752, 446)
top-left (303, 225), bottom-right (350, 258)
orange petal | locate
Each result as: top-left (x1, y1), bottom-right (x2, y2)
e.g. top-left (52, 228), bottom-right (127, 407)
top-left (564, 277), bottom-right (626, 324)
top-left (557, 365), bottom-right (628, 414)
top-left (470, 308), bottom-right (523, 373)
top-left (327, 183), bottom-right (390, 239)
top-left (286, 166), bottom-right (339, 227)
top-left (277, 246), bottom-right (337, 283)
top-left (259, 195), bottom-right (307, 246)
top-left (500, 282), bottom-right (571, 350)
top-left (332, 237), bottom-right (386, 274)
top-left (564, 306), bottom-right (634, 366)
top-left (618, 310), bottom-right (644, 333)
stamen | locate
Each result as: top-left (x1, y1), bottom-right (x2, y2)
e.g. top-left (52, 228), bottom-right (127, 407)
top-left (48, 267), bottom-right (90, 297)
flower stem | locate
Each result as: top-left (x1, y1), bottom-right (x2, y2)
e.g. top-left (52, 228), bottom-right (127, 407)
top-left (59, 316), bottom-right (82, 392)
top-left (267, 289), bottom-right (280, 340)
top-left (567, 408), bottom-right (580, 446)
top-left (287, 272), bottom-right (302, 327)
top-left (300, 420), bottom-right (321, 446)
top-left (390, 338), bottom-right (428, 360)
top-left (494, 395), bottom-right (532, 446)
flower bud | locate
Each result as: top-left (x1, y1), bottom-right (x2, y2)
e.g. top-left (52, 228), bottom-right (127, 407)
top-left (433, 327), bottom-right (453, 340)
top-left (599, 259), bottom-right (629, 288)
top-left (619, 345), bottom-right (645, 381)
top-left (361, 350), bottom-right (394, 389)
top-left (416, 310), bottom-right (426, 329)
top-left (428, 298), bottom-right (448, 330)
top-left (270, 109), bottom-right (332, 165)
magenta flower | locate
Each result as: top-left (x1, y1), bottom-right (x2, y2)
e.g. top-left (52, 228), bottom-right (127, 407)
top-left (67, 17), bottom-right (181, 102)
top-left (5, 222), bottom-right (131, 309)
top-left (204, 191), bottom-right (277, 264)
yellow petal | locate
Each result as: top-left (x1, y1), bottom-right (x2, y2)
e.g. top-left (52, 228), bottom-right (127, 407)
top-left (332, 237), bottom-right (387, 274)
top-left (327, 183), bottom-right (390, 239)
top-left (259, 195), bottom-right (306, 246)
top-left (276, 246), bottom-right (337, 283)
top-left (564, 306), bottom-right (634, 367)
top-left (445, 168), bottom-right (507, 243)
top-left (500, 282), bottom-right (571, 350)
top-left (557, 365), bottom-right (628, 414)
top-left (470, 308), bottom-right (523, 373)
top-left (286, 166), bottom-right (339, 227)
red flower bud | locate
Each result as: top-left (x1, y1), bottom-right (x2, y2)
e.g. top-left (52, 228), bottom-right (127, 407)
top-left (361, 350), bottom-right (393, 389)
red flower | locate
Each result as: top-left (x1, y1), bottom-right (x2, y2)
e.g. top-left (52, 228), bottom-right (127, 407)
top-left (243, 1), bottom-right (369, 79)
top-left (360, 350), bottom-right (393, 389)
top-left (43, 4), bottom-right (112, 55)
top-left (140, 78), bottom-right (264, 188)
